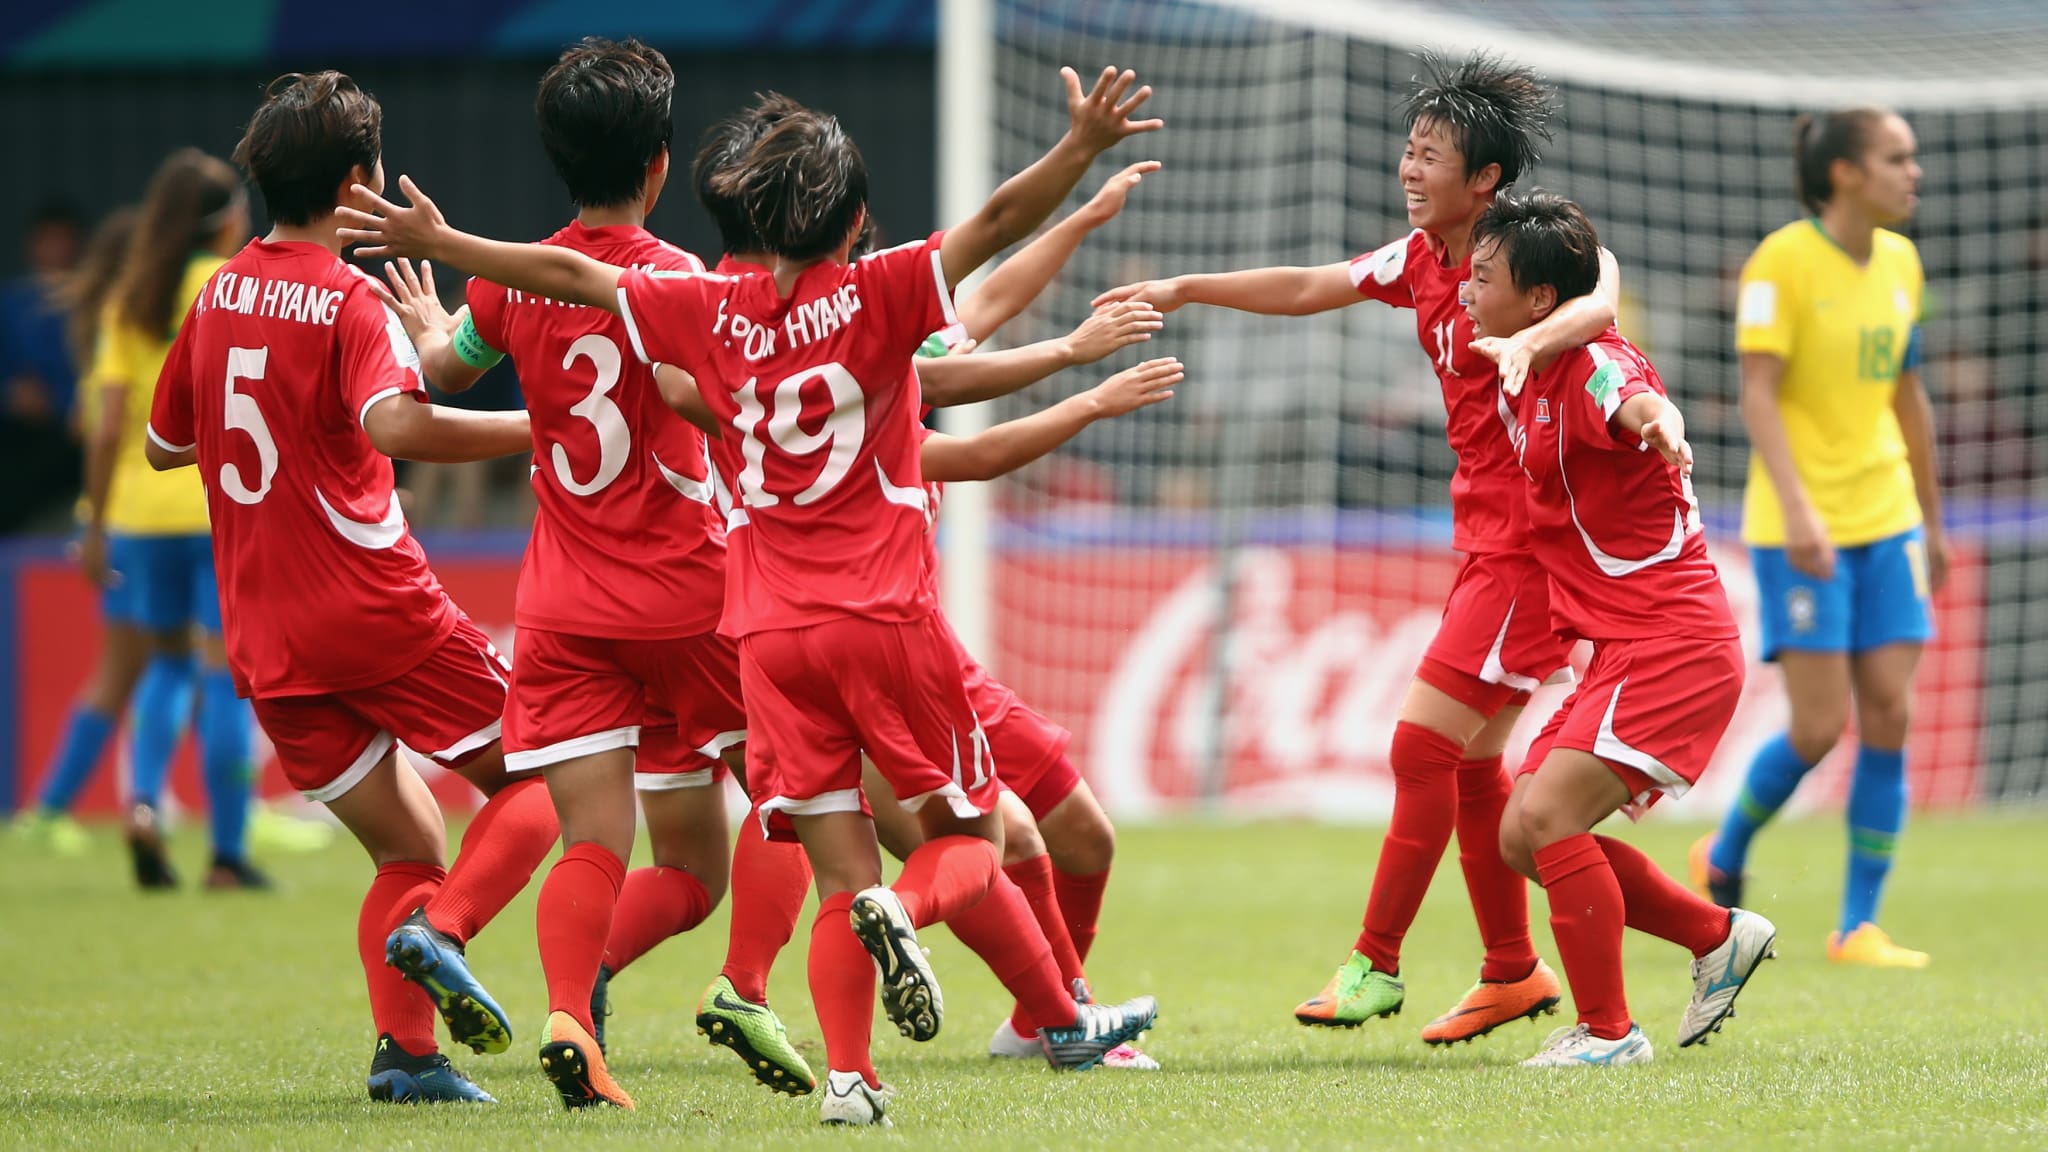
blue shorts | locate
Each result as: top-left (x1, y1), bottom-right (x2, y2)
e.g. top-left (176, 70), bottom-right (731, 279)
top-left (1751, 526), bottom-right (1933, 661)
top-left (103, 533), bottom-right (221, 634)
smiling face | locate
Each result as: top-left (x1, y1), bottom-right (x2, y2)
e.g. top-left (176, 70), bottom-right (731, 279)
top-left (1837, 113), bottom-right (1921, 226)
top-left (1398, 118), bottom-right (1499, 240)
top-left (1460, 236), bottom-right (1552, 340)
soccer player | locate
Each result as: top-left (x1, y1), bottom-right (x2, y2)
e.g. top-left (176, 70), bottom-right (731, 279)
top-left (1693, 107), bottom-right (1941, 969)
top-left (371, 38), bottom-right (758, 1110)
top-left (144, 71), bottom-right (553, 1103)
top-left (1098, 52), bottom-right (1615, 1043)
top-left (1464, 190), bottom-right (1778, 1068)
top-left (339, 67), bottom-right (1165, 1126)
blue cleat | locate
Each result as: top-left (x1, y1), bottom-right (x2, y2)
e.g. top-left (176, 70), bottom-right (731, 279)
top-left (385, 909), bottom-right (513, 1055)
top-left (366, 1033), bottom-right (496, 1103)
top-left (590, 964), bottom-right (613, 1056)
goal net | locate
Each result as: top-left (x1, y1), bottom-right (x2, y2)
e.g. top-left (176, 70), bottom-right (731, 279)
top-left (957, 0), bottom-right (2048, 818)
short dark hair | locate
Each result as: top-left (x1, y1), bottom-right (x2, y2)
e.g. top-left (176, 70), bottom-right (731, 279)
top-left (1404, 51), bottom-right (1557, 190)
top-left (1793, 107), bottom-right (1894, 215)
top-left (234, 71), bottom-right (382, 226)
top-left (710, 105), bottom-right (868, 264)
top-left (1470, 190), bottom-right (1602, 304)
top-left (536, 37), bottom-right (675, 209)
top-left (693, 92), bottom-right (805, 255)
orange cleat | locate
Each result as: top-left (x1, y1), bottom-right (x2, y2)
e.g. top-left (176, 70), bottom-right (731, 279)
top-left (1421, 959), bottom-right (1563, 1045)
top-left (1827, 923), bottom-right (1930, 969)
top-left (538, 1010), bottom-right (636, 1110)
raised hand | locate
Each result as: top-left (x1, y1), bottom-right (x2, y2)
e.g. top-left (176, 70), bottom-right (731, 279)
top-left (1072, 161), bottom-right (1162, 229)
top-left (1639, 413), bottom-right (1694, 480)
top-left (1093, 277), bottom-right (1186, 314)
top-left (1067, 300), bottom-right (1165, 364)
top-left (1088, 356), bottom-right (1183, 418)
top-left (1470, 332), bottom-right (1537, 396)
top-left (373, 258), bottom-right (458, 345)
top-left (1062, 66), bottom-right (1163, 156)
top-left (335, 175), bottom-right (449, 260)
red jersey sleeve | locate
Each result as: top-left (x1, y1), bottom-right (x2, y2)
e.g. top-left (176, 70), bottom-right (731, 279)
top-left (146, 303), bottom-right (201, 452)
top-left (1348, 232), bottom-right (1419, 308)
top-left (616, 267), bottom-right (718, 375)
top-left (1573, 345), bottom-right (1661, 452)
top-left (855, 231), bottom-right (961, 354)
top-left (463, 275), bottom-right (508, 352)
top-left (337, 287), bottom-right (426, 428)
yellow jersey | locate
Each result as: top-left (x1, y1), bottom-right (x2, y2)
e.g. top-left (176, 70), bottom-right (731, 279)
top-left (1736, 219), bottom-right (1924, 547)
top-left (97, 255), bottom-right (222, 536)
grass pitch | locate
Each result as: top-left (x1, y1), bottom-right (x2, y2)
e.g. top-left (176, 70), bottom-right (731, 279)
top-left (2, 813), bottom-right (2043, 1150)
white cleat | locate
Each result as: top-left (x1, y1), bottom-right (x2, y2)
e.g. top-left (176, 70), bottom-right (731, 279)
top-left (988, 1017), bottom-right (1044, 1059)
top-left (1679, 908), bottom-right (1777, 1048)
top-left (849, 886), bottom-right (943, 1042)
top-left (1520, 1023), bottom-right (1654, 1068)
top-left (818, 1070), bottom-right (892, 1126)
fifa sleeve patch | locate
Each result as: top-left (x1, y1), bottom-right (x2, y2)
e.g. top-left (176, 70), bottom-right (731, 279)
top-left (1584, 360), bottom-right (1624, 418)
top-left (1736, 280), bottom-right (1777, 329)
top-left (452, 310), bottom-right (505, 370)
top-left (1349, 236), bottom-right (1408, 288)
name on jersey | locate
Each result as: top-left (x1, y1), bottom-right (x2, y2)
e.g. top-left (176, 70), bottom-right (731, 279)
top-left (714, 283), bottom-right (863, 362)
top-left (206, 271), bottom-right (344, 326)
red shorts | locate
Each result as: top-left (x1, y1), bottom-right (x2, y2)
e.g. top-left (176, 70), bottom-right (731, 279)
top-left (502, 627), bottom-right (744, 790)
top-left (951, 627), bottom-right (1077, 819)
top-left (1419, 549), bottom-right (1575, 713)
top-left (254, 614), bottom-right (509, 803)
top-left (1519, 634), bottom-right (1745, 814)
top-left (741, 613), bottom-right (999, 842)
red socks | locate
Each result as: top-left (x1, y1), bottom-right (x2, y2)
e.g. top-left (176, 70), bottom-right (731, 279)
top-left (720, 812), bottom-right (813, 1003)
top-left (893, 835), bottom-right (999, 928)
top-left (536, 842), bottom-right (626, 1034)
top-left (1456, 755), bottom-right (1540, 982)
top-left (947, 870), bottom-right (1075, 1033)
top-left (1595, 835), bottom-right (1732, 957)
top-left (360, 861), bottom-right (444, 1053)
top-left (1052, 865), bottom-right (1109, 964)
top-left (601, 865), bottom-right (712, 976)
top-left (809, 890), bottom-right (878, 1086)
top-left (1534, 833), bottom-right (1631, 1040)
top-left (426, 776), bottom-right (559, 943)
top-left (1003, 855), bottom-right (1086, 1036)
top-left (1354, 721), bottom-right (1463, 973)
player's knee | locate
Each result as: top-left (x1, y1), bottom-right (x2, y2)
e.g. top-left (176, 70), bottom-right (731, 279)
top-left (1787, 714), bottom-right (1845, 765)
top-left (1000, 811), bottom-right (1046, 867)
top-left (1515, 790), bottom-right (1583, 852)
top-left (1497, 813), bottom-right (1537, 883)
top-left (1855, 694), bottom-right (1913, 749)
top-left (1043, 799), bottom-right (1116, 875)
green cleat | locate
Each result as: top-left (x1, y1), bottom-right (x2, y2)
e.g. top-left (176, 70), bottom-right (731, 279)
top-left (696, 975), bottom-right (816, 1096)
top-left (1294, 950), bottom-right (1405, 1028)
top-left (13, 811), bottom-right (90, 857)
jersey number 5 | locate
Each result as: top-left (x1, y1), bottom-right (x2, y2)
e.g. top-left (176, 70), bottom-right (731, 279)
top-left (222, 346), bottom-right (278, 505)
top-left (731, 363), bottom-right (865, 509)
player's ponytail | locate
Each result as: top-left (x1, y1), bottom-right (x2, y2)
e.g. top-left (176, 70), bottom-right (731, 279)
top-left (113, 148), bottom-right (243, 340)
top-left (59, 205), bottom-right (138, 370)
top-left (1793, 106), bottom-right (1889, 215)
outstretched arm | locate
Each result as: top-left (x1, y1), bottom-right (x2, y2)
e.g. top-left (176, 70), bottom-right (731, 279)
top-left (939, 67), bottom-right (1162, 289)
top-left (1093, 261), bottom-right (1358, 317)
top-left (339, 176), bottom-right (626, 313)
top-left (919, 300), bottom-right (1162, 407)
top-left (1617, 390), bottom-right (1693, 480)
top-left (957, 160), bottom-right (1159, 342)
top-left (363, 393), bottom-right (531, 464)
top-left (921, 356), bottom-right (1181, 483)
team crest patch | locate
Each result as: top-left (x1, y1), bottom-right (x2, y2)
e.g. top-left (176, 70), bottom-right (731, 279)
top-left (1787, 586), bottom-right (1818, 634)
top-left (1536, 398), bottom-right (1551, 423)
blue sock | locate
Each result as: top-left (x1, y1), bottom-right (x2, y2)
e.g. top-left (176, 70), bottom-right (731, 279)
top-left (129, 653), bottom-right (196, 808)
top-left (197, 668), bottom-right (254, 863)
top-left (1710, 732), bottom-right (1814, 877)
top-left (1842, 745), bottom-right (1907, 936)
top-left (36, 706), bottom-right (118, 813)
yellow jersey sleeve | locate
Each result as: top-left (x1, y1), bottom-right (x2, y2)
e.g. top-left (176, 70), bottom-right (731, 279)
top-left (1735, 229), bottom-right (1799, 360)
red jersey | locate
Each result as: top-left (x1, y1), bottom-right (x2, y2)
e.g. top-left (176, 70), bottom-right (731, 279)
top-left (1351, 229), bottom-right (1526, 554)
top-left (466, 222), bottom-right (725, 640)
top-left (147, 239), bottom-right (457, 696)
top-left (1512, 332), bottom-right (1737, 642)
top-left (617, 232), bottom-right (960, 636)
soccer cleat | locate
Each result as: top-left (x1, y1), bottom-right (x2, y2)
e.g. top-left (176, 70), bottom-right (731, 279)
top-left (248, 803), bottom-right (336, 854)
top-left (14, 811), bottom-right (90, 857)
top-left (590, 964), bottom-right (612, 1056)
top-left (205, 855), bottom-right (273, 891)
top-left (1040, 995), bottom-right (1159, 1071)
top-left (1827, 922), bottom-right (1931, 969)
top-left (695, 974), bottom-right (816, 1095)
top-left (993, 1011), bottom-right (1162, 1069)
top-left (1689, 834), bottom-right (1744, 909)
top-left (1101, 1043), bottom-right (1162, 1070)
top-left (1679, 909), bottom-right (1777, 1047)
top-left (1520, 1023), bottom-right (1654, 1068)
top-left (1422, 959), bottom-right (1564, 1045)
top-left (384, 909), bottom-right (513, 1055)
top-left (849, 887), bottom-right (943, 1042)
top-left (366, 1033), bottom-right (496, 1104)
top-left (819, 1070), bottom-right (891, 1126)
top-left (125, 803), bottom-right (177, 890)
top-left (538, 1010), bottom-right (634, 1110)
top-left (1295, 951), bottom-right (1404, 1027)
